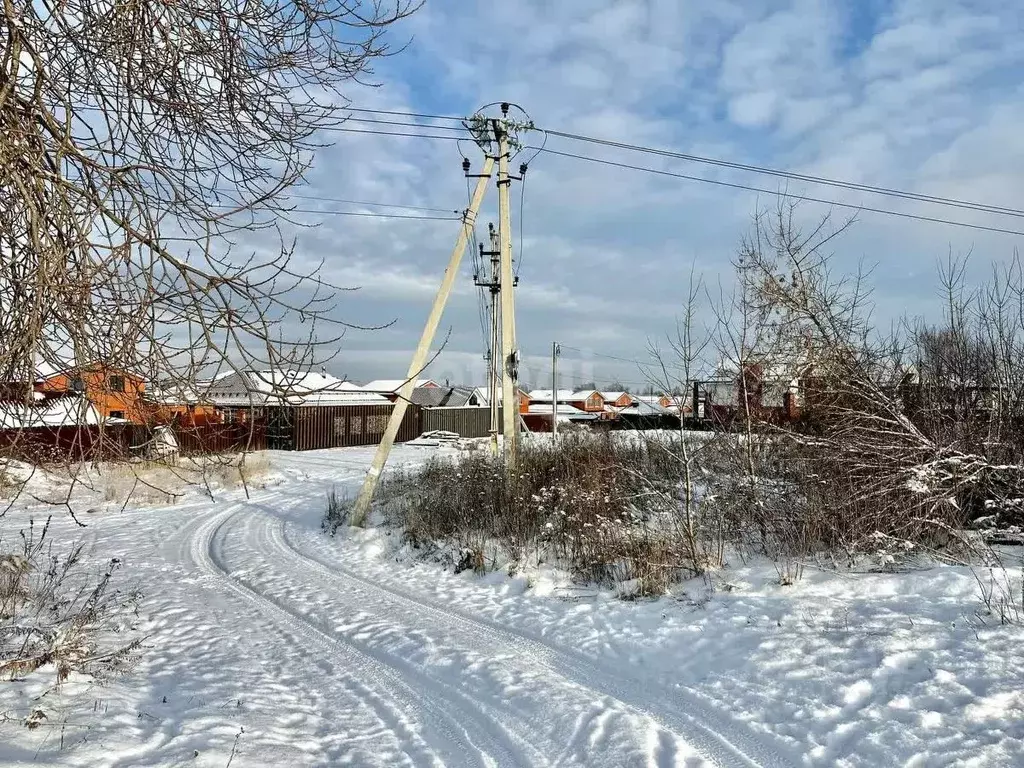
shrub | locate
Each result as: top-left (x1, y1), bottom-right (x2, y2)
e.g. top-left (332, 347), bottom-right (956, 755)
top-left (1, 518), bottom-right (142, 719)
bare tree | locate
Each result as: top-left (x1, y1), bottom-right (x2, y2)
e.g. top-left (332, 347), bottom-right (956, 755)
top-left (1, 0), bottom-right (419, 703)
top-left (1, 0), bottom-right (419, 476)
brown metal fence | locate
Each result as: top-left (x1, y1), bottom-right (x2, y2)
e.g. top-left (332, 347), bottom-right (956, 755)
top-left (421, 406), bottom-right (497, 438)
top-left (287, 404), bottom-right (423, 451)
top-left (1, 404), bottom-right (502, 462)
top-left (173, 422), bottom-right (267, 455)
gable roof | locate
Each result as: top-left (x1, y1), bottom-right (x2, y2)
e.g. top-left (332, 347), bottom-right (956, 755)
top-left (602, 391), bottom-right (631, 402)
top-left (528, 389), bottom-right (575, 402)
top-left (409, 385), bottom-right (481, 407)
top-left (569, 389), bottom-right (605, 400)
top-left (206, 369), bottom-right (386, 406)
top-left (469, 386), bottom-right (527, 405)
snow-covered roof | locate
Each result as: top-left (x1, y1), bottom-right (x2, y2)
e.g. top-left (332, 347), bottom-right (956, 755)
top-left (206, 369), bottom-right (385, 407)
top-left (526, 403), bottom-right (587, 416)
top-left (362, 378), bottom-right (438, 393)
top-left (602, 391), bottom-right (631, 402)
top-left (525, 404), bottom-right (599, 421)
top-left (0, 396), bottom-right (101, 429)
top-left (612, 400), bottom-right (676, 417)
top-left (473, 386), bottom-right (526, 404)
top-left (528, 389), bottom-right (575, 402)
top-left (569, 389), bottom-right (604, 400)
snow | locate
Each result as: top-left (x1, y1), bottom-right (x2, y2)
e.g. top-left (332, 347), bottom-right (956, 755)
top-left (1, 446), bottom-right (1023, 766)
top-left (0, 396), bottom-right (101, 429)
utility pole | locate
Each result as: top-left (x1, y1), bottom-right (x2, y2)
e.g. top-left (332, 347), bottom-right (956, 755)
top-left (495, 111), bottom-right (519, 470)
top-left (351, 155), bottom-right (495, 526)
top-left (551, 341), bottom-right (560, 438)
top-left (475, 223), bottom-right (503, 454)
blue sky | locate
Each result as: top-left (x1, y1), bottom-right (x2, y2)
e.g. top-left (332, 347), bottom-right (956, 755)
top-left (278, 0), bottom-right (1024, 389)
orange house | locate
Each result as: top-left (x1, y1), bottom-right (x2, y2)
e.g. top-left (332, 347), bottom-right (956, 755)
top-left (35, 364), bottom-right (147, 423)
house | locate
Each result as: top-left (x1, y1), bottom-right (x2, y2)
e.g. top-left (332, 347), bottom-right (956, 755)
top-left (610, 399), bottom-right (681, 430)
top-left (207, 369), bottom-right (387, 421)
top-left (143, 382), bottom-right (222, 427)
top-left (475, 386), bottom-right (531, 414)
top-left (33, 362), bottom-right (147, 423)
top-left (408, 385), bottom-right (485, 407)
top-left (568, 390), bottom-right (606, 413)
top-left (602, 391), bottom-right (634, 408)
top-left (362, 379), bottom-right (439, 401)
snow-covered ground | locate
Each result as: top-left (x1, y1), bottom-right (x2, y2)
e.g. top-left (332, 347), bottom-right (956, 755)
top-left (2, 445), bottom-right (1023, 767)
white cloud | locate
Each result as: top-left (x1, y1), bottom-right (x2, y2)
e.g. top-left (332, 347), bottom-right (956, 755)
top-left (267, 0), bottom-right (1024, 386)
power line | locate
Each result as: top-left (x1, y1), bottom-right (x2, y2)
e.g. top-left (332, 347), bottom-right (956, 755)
top-left (556, 344), bottom-right (656, 367)
top-left (345, 116), bottom-right (470, 133)
top-left (209, 192), bottom-right (460, 214)
top-left (543, 129), bottom-right (1024, 220)
top-left (529, 366), bottom-right (659, 391)
top-left (333, 127), bottom-right (469, 142)
top-left (210, 205), bottom-right (461, 221)
top-left (330, 109), bottom-right (1024, 224)
top-left (531, 147), bottom-right (1024, 238)
top-left (343, 106), bottom-right (466, 123)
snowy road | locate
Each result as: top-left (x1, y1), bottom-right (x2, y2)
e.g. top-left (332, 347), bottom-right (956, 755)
top-left (3, 445), bottom-right (1024, 767)
top-left (162, 484), bottom-right (795, 767)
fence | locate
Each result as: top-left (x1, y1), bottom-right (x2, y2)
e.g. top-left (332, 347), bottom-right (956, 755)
top-left (421, 406), bottom-right (497, 439)
top-left (0, 404), bottom-right (498, 463)
top-left (286, 404), bottom-right (423, 451)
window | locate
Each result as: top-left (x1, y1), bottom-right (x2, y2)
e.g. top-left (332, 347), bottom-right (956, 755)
top-left (109, 410), bottom-right (124, 420)
top-left (70, 377), bottom-right (85, 394)
top-left (108, 375), bottom-right (125, 393)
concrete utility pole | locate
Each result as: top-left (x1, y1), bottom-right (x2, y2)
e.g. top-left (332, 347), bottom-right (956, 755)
top-left (495, 114), bottom-right (519, 470)
top-left (551, 341), bottom-right (560, 438)
top-left (351, 155), bottom-right (495, 526)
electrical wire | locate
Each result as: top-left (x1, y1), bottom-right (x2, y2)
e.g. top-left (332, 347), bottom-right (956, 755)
top-left (515, 170), bottom-right (526, 278)
top-left (542, 129), bottom-right (1024, 220)
top-left (529, 366), bottom-right (661, 392)
top-left (556, 344), bottom-right (656, 367)
top-left (333, 127), bottom-right (469, 142)
top-left (342, 106), bottom-right (466, 122)
top-left (344, 116), bottom-right (470, 133)
top-left (208, 192), bottom-right (460, 214)
top-left (209, 205), bottom-right (461, 220)
top-left (529, 147), bottom-right (1024, 238)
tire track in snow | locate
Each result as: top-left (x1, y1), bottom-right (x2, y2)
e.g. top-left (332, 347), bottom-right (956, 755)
top-left (197, 501), bottom-right (542, 768)
top-left (168, 503), bottom-right (449, 767)
top-left (271, 506), bottom-right (803, 768)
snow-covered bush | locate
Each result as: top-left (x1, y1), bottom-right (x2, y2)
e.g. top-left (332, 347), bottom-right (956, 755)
top-left (1, 518), bottom-right (142, 721)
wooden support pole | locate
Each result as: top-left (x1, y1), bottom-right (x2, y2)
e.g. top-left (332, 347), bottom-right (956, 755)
top-left (351, 155), bottom-right (495, 525)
